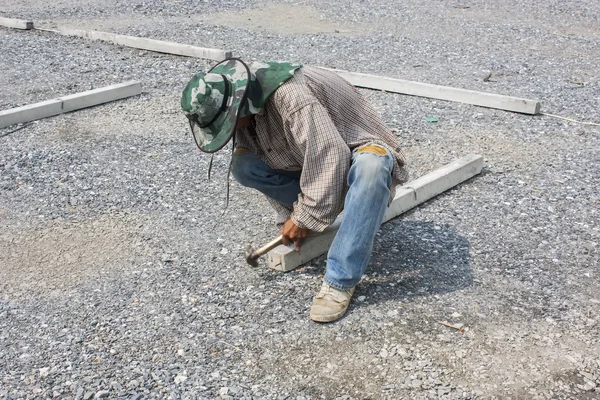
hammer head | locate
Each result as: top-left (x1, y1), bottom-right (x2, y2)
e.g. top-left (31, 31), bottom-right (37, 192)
top-left (244, 245), bottom-right (259, 267)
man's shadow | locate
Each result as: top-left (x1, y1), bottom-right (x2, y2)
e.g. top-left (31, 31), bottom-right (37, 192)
top-left (362, 219), bottom-right (473, 303)
top-left (295, 219), bottom-right (473, 303)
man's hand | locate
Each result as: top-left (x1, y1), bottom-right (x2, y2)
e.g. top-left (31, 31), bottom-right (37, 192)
top-left (281, 219), bottom-right (311, 252)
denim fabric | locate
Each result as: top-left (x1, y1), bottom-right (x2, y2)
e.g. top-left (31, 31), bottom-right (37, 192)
top-left (231, 147), bottom-right (393, 289)
top-left (231, 151), bottom-right (302, 208)
top-left (324, 148), bottom-right (393, 289)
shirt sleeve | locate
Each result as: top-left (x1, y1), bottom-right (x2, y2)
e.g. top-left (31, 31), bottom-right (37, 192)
top-left (265, 197), bottom-right (292, 227)
top-left (284, 102), bottom-right (351, 232)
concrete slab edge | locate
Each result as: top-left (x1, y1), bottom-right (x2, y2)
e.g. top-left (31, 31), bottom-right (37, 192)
top-left (321, 67), bottom-right (541, 115)
top-left (0, 81), bottom-right (142, 129)
top-left (0, 17), bottom-right (34, 30)
top-left (53, 26), bottom-right (232, 60)
top-left (267, 154), bottom-right (484, 272)
top-left (61, 81), bottom-right (142, 112)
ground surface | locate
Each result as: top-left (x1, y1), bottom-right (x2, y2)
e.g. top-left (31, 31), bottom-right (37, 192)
top-left (1, 1), bottom-right (599, 399)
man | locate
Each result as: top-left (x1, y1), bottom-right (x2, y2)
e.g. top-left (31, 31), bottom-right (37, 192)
top-left (181, 58), bottom-right (407, 322)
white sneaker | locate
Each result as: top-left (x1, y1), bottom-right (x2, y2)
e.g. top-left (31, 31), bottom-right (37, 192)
top-left (309, 282), bottom-right (355, 322)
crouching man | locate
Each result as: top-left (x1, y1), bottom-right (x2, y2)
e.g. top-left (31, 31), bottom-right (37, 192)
top-left (181, 59), bottom-right (407, 322)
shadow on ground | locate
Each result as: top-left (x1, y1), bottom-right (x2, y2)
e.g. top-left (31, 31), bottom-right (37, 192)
top-left (290, 219), bottom-right (473, 305)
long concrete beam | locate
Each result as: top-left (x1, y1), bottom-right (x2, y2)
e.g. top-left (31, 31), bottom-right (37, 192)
top-left (48, 27), bottom-right (232, 61)
top-left (322, 67), bottom-right (540, 115)
top-left (0, 81), bottom-right (142, 129)
top-left (267, 154), bottom-right (484, 272)
top-left (0, 17), bottom-right (34, 30)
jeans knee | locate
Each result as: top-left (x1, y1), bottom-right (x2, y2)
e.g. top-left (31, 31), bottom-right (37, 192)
top-left (352, 152), bottom-right (392, 183)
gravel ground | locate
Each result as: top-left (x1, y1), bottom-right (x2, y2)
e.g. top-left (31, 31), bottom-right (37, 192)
top-left (1, 1), bottom-right (599, 399)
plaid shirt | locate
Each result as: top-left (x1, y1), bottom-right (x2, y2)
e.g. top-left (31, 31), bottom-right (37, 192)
top-left (236, 66), bottom-right (408, 232)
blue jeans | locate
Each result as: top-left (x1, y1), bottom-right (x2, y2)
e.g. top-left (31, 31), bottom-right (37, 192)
top-left (231, 146), bottom-right (393, 289)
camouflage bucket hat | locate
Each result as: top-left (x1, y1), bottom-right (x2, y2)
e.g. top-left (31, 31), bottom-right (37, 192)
top-left (181, 58), bottom-right (302, 153)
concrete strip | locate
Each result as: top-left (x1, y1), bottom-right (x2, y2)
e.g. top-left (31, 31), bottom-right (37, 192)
top-left (54, 27), bottom-right (232, 60)
top-left (0, 99), bottom-right (62, 129)
top-left (267, 154), bottom-right (484, 272)
top-left (61, 81), bottom-right (142, 112)
top-left (0, 17), bottom-right (34, 30)
top-left (0, 81), bottom-right (141, 129)
top-left (323, 68), bottom-right (541, 115)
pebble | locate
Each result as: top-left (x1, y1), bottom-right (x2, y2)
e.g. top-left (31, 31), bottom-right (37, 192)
top-left (75, 388), bottom-right (85, 400)
top-left (83, 391), bottom-right (95, 400)
top-left (583, 382), bottom-right (596, 391)
top-left (411, 380), bottom-right (422, 389)
top-left (95, 391), bottom-right (110, 399)
top-left (127, 380), bottom-right (139, 388)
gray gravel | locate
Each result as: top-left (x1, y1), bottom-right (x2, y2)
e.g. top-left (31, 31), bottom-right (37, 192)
top-left (1, 0), bottom-right (599, 399)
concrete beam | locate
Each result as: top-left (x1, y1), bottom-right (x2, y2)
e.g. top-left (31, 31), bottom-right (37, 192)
top-left (61, 81), bottom-right (142, 112)
top-left (0, 17), bottom-right (34, 30)
top-left (0, 81), bottom-right (142, 129)
top-left (267, 154), bottom-right (484, 272)
top-left (323, 68), bottom-right (540, 115)
top-left (0, 99), bottom-right (62, 129)
top-left (53, 27), bottom-right (232, 61)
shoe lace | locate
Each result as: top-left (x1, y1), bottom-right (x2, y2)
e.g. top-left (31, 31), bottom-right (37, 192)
top-left (318, 284), bottom-right (349, 302)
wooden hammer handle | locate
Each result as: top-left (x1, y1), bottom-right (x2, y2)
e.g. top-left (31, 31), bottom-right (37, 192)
top-left (253, 234), bottom-right (284, 257)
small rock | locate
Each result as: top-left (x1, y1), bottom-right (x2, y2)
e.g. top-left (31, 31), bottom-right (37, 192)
top-left (411, 380), bottom-right (422, 388)
top-left (438, 387), bottom-right (451, 395)
top-left (95, 390), bottom-right (110, 399)
top-left (174, 374), bottom-right (187, 384)
top-left (83, 391), bottom-right (95, 400)
top-left (357, 296), bottom-right (366, 302)
top-left (580, 371), bottom-right (594, 381)
top-left (39, 367), bottom-right (50, 378)
top-left (75, 388), bottom-right (85, 400)
top-left (127, 380), bottom-right (139, 388)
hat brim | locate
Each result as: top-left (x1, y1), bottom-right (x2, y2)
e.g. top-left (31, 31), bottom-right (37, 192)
top-left (191, 59), bottom-right (251, 153)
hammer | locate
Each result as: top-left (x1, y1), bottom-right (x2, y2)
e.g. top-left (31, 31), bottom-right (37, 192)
top-left (244, 234), bottom-right (283, 267)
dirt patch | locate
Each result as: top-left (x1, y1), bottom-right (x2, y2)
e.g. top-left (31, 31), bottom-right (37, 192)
top-left (36, 1), bottom-right (363, 37)
top-left (197, 2), bottom-right (363, 36)
top-left (0, 213), bottom-right (155, 297)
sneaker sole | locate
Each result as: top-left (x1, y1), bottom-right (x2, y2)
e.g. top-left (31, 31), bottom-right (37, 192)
top-left (309, 308), bottom-right (348, 323)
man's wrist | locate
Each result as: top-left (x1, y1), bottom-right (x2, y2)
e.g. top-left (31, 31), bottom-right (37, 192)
top-left (290, 213), bottom-right (307, 230)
